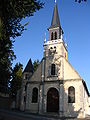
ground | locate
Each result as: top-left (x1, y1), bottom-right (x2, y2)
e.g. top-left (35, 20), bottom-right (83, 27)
top-left (0, 109), bottom-right (90, 120)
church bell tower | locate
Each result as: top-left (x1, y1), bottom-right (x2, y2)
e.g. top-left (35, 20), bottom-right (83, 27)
top-left (48, 0), bottom-right (63, 41)
top-left (44, 0), bottom-right (67, 60)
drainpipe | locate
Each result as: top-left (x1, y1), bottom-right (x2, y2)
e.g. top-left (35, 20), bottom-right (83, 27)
top-left (39, 57), bottom-right (45, 114)
top-left (39, 35), bottom-right (46, 113)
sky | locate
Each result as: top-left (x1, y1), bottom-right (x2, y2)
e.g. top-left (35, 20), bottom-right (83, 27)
top-left (13, 0), bottom-right (90, 91)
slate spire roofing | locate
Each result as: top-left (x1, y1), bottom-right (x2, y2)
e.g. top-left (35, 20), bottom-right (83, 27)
top-left (24, 59), bottom-right (33, 73)
top-left (49, 1), bottom-right (61, 29)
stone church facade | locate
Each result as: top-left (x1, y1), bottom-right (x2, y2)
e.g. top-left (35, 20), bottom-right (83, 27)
top-left (18, 1), bottom-right (90, 118)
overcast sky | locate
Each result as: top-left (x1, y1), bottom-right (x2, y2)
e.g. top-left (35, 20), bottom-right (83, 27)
top-left (13, 0), bottom-right (90, 91)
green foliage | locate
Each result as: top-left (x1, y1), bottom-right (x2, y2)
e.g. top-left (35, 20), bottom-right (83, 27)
top-left (0, 20), bottom-right (16, 93)
top-left (33, 59), bottom-right (40, 72)
top-left (0, 0), bottom-right (44, 38)
top-left (0, 0), bottom-right (43, 93)
top-left (10, 63), bottom-right (23, 98)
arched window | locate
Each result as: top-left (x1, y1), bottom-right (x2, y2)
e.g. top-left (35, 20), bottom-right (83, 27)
top-left (51, 32), bottom-right (53, 40)
top-left (68, 86), bottom-right (75, 103)
top-left (51, 64), bottom-right (55, 75)
top-left (55, 32), bottom-right (57, 39)
top-left (32, 87), bottom-right (38, 103)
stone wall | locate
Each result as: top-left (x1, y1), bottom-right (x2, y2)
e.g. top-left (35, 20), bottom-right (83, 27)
top-left (0, 96), bottom-right (13, 109)
top-left (64, 79), bottom-right (88, 118)
top-left (26, 83), bottom-right (40, 113)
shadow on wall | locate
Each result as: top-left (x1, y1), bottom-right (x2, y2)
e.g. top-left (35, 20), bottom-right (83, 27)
top-left (46, 84), bottom-right (82, 118)
top-left (0, 96), bottom-right (13, 109)
top-left (62, 85), bottom-right (83, 118)
top-left (49, 54), bottom-right (84, 118)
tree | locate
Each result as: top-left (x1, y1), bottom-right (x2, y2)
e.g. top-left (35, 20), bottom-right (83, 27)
top-left (0, 30), bottom-right (16, 93)
top-left (10, 63), bottom-right (23, 98)
top-left (33, 59), bottom-right (40, 72)
top-left (0, 0), bottom-right (43, 39)
top-left (0, 0), bottom-right (43, 92)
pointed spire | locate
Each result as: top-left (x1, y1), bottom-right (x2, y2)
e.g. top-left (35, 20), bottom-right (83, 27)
top-left (24, 59), bottom-right (33, 73)
top-left (49, 1), bottom-right (61, 29)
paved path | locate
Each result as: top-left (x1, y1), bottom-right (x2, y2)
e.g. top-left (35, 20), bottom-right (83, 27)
top-left (0, 109), bottom-right (90, 120)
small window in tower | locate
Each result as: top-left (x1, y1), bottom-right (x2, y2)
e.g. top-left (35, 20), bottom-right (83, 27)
top-left (25, 74), bottom-right (29, 80)
top-left (51, 32), bottom-right (53, 40)
top-left (25, 85), bottom-right (27, 91)
top-left (55, 32), bottom-right (57, 39)
top-left (54, 46), bottom-right (56, 49)
top-left (51, 64), bottom-right (55, 75)
top-left (50, 47), bottom-right (53, 49)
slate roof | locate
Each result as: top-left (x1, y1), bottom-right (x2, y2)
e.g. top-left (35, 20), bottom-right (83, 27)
top-left (23, 59), bottom-right (33, 73)
top-left (49, 2), bottom-right (61, 29)
top-left (82, 80), bottom-right (90, 97)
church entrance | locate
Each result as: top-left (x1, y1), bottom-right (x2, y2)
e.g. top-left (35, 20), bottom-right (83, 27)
top-left (47, 88), bottom-right (59, 113)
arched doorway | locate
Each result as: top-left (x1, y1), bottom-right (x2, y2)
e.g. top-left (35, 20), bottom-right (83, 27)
top-left (47, 88), bottom-right (59, 112)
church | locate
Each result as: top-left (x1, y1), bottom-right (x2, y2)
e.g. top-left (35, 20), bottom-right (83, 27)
top-left (17, 0), bottom-right (90, 118)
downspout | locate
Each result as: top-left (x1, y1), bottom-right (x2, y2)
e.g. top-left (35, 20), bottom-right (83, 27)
top-left (39, 34), bottom-right (46, 113)
top-left (41, 57), bottom-right (45, 112)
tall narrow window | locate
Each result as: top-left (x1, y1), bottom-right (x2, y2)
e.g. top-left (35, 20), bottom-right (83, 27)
top-left (25, 85), bottom-right (27, 91)
top-left (51, 64), bottom-right (55, 75)
top-left (55, 32), bottom-right (57, 39)
top-left (25, 74), bottom-right (29, 80)
top-left (51, 32), bottom-right (53, 40)
top-left (24, 96), bottom-right (26, 102)
top-left (32, 87), bottom-right (38, 103)
top-left (68, 86), bottom-right (75, 103)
